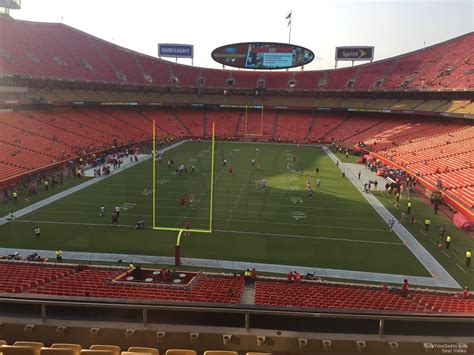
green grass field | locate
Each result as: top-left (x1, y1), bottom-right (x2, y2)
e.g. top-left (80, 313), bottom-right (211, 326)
top-left (375, 189), bottom-right (474, 288)
top-left (1, 141), bottom-right (472, 287)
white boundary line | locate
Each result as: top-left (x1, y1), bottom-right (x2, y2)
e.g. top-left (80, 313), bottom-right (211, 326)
top-left (324, 148), bottom-right (460, 289)
top-left (456, 264), bottom-right (467, 274)
top-left (0, 141), bottom-right (186, 226)
top-left (10, 219), bottom-right (404, 246)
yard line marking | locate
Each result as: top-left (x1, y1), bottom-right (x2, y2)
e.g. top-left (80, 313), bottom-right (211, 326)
top-left (429, 239), bottom-right (437, 246)
top-left (213, 229), bottom-right (404, 246)
top-left (36, 207), bottom-right (383, 223)
top-left (441, 250), bottom-right (451, 258)
top-left (14, 219), bottom-right (136, 228)
top-left (20, 212), bottom-right (390, 236)
top-left (55, 197), bottom-right (379, 214)
top-left (229, 164), bottom-right (253, 222)
top-left (456, 264), bottom-right (467, 273)
top-left (104, 183), bottom-right (366, 195)
top-left (12, 219), bottom-right (405, 246)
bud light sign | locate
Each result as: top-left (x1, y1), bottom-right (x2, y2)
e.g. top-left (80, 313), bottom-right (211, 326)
top-left (158, 44), bottom-right (194, 58)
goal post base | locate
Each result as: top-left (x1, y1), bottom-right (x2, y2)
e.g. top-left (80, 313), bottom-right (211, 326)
top-left (175, 245), bottom-right (181, 266)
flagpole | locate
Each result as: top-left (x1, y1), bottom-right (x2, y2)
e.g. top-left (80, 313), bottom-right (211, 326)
top-left (285, 10), bottom-right (292, 44)
top-left (288, 11), bottom-right (292, 44)
top-left (289, 19), bottom-right (292, 43)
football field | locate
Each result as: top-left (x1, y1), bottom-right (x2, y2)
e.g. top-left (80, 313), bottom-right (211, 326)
top-left (1, 141), bottom-right (434, 278)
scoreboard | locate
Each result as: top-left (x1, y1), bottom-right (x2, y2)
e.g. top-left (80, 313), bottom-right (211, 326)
top-left (212, 42), bottom-right (314, 70)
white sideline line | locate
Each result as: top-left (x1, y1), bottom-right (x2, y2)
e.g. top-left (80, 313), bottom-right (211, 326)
top-left (0, 142), bottom-right (186, 226)
top-left (11, 219), bottom-right (404, 246)
top-left (456, 264), bottom-right (467, 274)
top-left (324, 148), bottom-right (461, 289)
top-left (441, 250), bottom-right (451, 258)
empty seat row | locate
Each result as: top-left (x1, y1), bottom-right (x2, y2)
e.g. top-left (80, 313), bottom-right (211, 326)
top-left (0, 342), bottom-right (270, 355)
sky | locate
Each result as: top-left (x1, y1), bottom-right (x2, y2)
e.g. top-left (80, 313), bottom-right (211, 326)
top-left (11, 0), bottom-right (474, 71)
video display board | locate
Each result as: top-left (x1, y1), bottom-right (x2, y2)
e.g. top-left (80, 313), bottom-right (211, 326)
top-left (212, 42), bottom-right (314, 70)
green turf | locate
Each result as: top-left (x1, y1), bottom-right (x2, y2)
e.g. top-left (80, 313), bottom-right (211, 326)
top-left (0, 176), bottom-right (89, 217)
top-left (331, 149), bottom-right (361, 164)
top-left (374, 190), bottom-right (474, 289)
top-left (1, 142), bottom-right (434, 278)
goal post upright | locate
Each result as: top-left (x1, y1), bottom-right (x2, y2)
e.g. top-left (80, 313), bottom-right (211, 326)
top-left (209, 122), bottom-right (216, 231)
top-left (152, 120), bottom-right (215, 234)
top-left (152, 120), bottom-right (156, 229)
top-left (244, 105), bottom-right (248, 136)
top-left (244, 105), bottom-right (264, 137)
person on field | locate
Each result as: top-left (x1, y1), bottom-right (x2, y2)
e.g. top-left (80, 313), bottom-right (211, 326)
top-left (112, 211), bottom-right (119, 225)
top-left (424, 217), bottom-right (431, 232)
top-left (135, 219), bottom-right (144, 230)
top-left (184, 221), bottom-right (191, 237)
top-left (446, 235), bottom-right (451, 250)
top-left (388, 216), bottom-right (396, 231)
top-left (400, 211), bottom-right (407, 223)
top-left (56, 249), bottom-right (63, 263)
top-left (34, 226), bottom-right (41, 239)
top-left (440, 225), bottom-right (446, 238)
